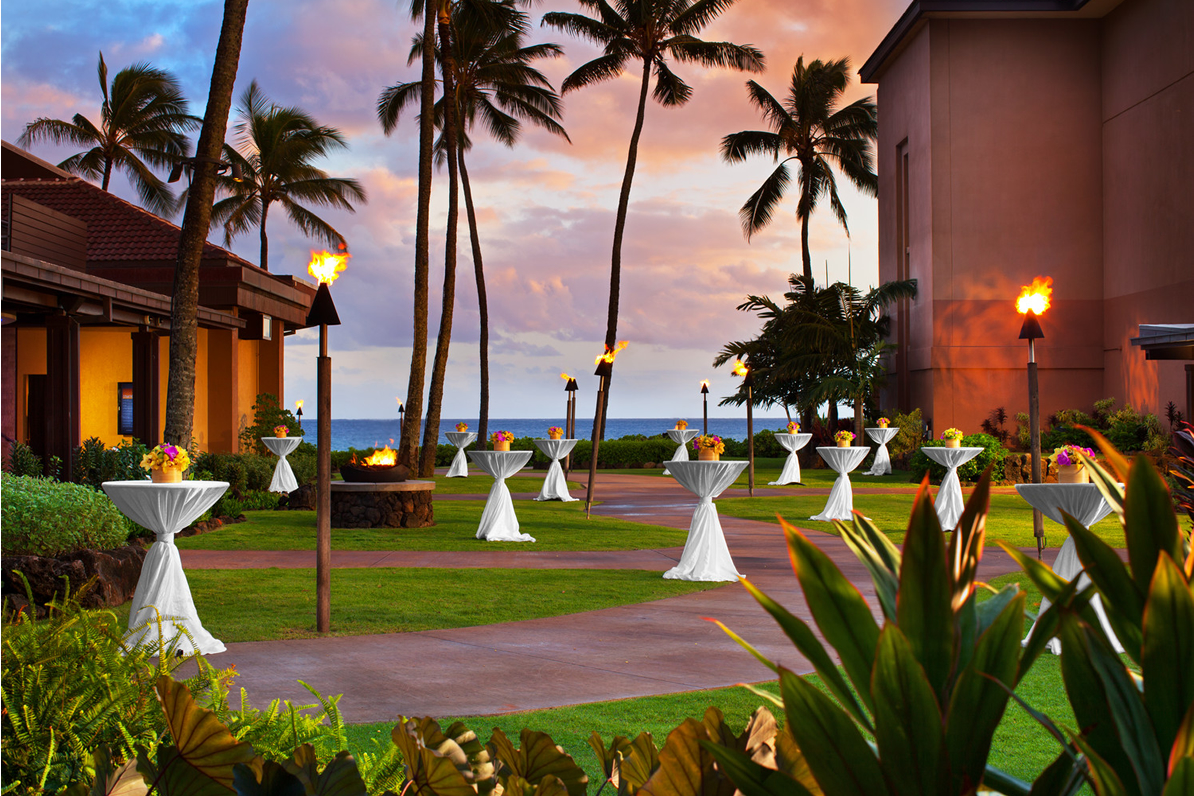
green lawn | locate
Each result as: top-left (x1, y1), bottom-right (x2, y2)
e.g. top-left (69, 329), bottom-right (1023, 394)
top-left (339, 571), bottom-right (1078, 788)
top-left (105, 567), bottom-right (717, 641)
top-left (176, 502), bottom-right (690, 552)
top-left (715, 492), bottom-right (1123, 549)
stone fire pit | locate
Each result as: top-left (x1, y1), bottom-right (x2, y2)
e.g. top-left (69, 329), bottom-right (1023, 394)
top-left (329, 481), bottom-right (435, 528)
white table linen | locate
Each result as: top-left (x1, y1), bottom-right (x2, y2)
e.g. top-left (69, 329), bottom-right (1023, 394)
top-left (533, 438), bottom-right (578, 502)
top-left (922, 447), bottom-right (984, 530)
top-left (864, 427), bottom-right (899, 476)
top-left (662, 428), bottom-right (702, 475)
top-left (810, 447), bottom-right (872, 522)
top-left (101, 481), bottom-right (229, 655)
top-left (770, 433), bottom-right (812, 485)
top-left (468, 450), bottom-right (535, 542)
top-left (663, 460), bottom-right (749, 582)
top-left (445, 431), bottom-right (478, 478)
top-left (262, 436), bottom-right (302, 493)
top-left (1016, 484), bottom-right (1124, 655)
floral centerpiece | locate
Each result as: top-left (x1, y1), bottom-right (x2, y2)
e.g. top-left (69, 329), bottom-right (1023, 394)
top-left (547, 426), bottom-right (564, 440)
top-left (834, 430), bottom-right (855, 448)
top-left (876, 417), bottom-right (890, 428)
top-left (941, 428), bottom-right (964, 448)
top-left (491, 430), bottom-right (514, 451)
top-left (141, 444), bottom-right (190, 483)
top-left (675, 419), bottom-right (688, 430)
top-left (786, 421), bottom-right (800, 434)
top-left (455, 422), bottom-right (469, 432)
top-left (1053, 444), bottom-right (1095, 483)
top-left (273, 424), bottom-right (289, 438)
top-left (692, 434), bottom-right (725, 461)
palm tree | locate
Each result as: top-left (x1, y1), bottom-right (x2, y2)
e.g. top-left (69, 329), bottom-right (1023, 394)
top-left (379, 4), bottom-right (568, 453)
top-left (211, 81), bottom-right (366, 272)
top-left (721, 57), bottom-right (878, 282)
top-left (164, 0), bottom-right (250, 448)
top-left (18, 52), bottom-right (199, 217)
top-left (544, 0), bottom-right (765, 438)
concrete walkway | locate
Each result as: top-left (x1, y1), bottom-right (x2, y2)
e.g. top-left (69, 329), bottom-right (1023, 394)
top-left (188, 471), bottom-right (1031, 721)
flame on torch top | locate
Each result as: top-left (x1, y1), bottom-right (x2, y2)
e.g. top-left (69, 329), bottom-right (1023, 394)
top-left (1016, 276), bottom-right (1053, 315)
top-left (731, 360), bottom-right (749, 377)
top-left (594, 340), bottom-right (629, 365)
top-left (295, 399), bottom-right (303, 411)
top-left (699, 379), bottom-right (710, 389)
top-left (560, 372), bottom-right (571, 381)
top-left (308, 248), bottom-right (350, 285)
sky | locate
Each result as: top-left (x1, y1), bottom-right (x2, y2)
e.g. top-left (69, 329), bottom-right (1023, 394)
top-left (1, 0), bottom-right (909, 419)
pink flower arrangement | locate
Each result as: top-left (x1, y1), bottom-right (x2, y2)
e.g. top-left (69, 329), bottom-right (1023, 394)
top-left (548, 426), bottom-right (564, 437)
top-left (1055, 445), bottom-right (1095, 466)
top-left (455, 422), bottom-right (469, 432)
top-left (693, 434), bottom-right (725, 454)
top-left (490, 431), bottom-right (514, 443)
top-left (786, 421), bottom-right (800, 433)
top-left (141, 443), bottom-right (190, 471)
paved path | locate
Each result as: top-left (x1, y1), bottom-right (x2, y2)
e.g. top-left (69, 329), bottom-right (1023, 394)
top-left (187, 472), bottom-right (1031, 721)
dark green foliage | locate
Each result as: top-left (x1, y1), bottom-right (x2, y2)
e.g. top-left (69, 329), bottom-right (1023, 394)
top-left (192, 452), bottom-right (277, 496)
top-left (239, 394), bottom-right (305, 456)
top-left (6, 442), bottom-right (44, 477)
top-left (908, 433), bottom-right (1008, 484)
top-left (1016, 398), bottom-right (1168, 455)
top-left (72, 437), bottom-right (150, 489)
top-left (1, 475), bottom-right (133, 556)
top-left (888, 408), bottom-right (925, 461)
top-left (1170, 421), bottom-right (1194, 527)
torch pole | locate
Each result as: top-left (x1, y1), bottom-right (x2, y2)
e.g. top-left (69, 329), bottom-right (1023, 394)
top-left (1028, 338), bottom-right (1044, 558)
top-left (564, 389), bottom-right (573, 475)
top-left (746, 383), bottom-right (755, 497)
top-left (585, 376), bottom-right (607, 518)
top-left (316, 324), bottom-right (332, 633)
top-left (703, 391), bottom-right (708, 436)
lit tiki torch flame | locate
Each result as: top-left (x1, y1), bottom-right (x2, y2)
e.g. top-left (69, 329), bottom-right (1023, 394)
top-left (700, 379), bottom-right (710, 390)
top-left (731, 359), bottom-right (749, 377)
top-left (295, 399), bottom-right (304, 412)
top-left (560, 372), bottom-right (571, 381)
top-left (308, 248), bottom-right (350, 285)
top-left (594, 340), bottom-right (629, 366)
top-left (1016, 276), bottom-right (1053, 316)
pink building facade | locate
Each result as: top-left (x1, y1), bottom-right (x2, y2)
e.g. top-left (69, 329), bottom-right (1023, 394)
top-left (861, 0), bottom-right (1193, 435)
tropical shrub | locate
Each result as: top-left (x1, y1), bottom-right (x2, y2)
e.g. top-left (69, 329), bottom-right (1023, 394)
top-left (708, 468), bottom-right (1037, 795)
top-left (1171, 420), bottom-right (1194, 527)
top-left (908, 432), bottom-right (1008, 483)
top-left (239, 393), bottom-right (305, 456)
top-left (191, 451), bottom-right (277, 495)
top-left (72, 437), bottom-right (150, 489)
top-left (883, 407), bottom-right (924, 461)
top-left (6, 441), bottom-right (44, 477)
top-left (1, 475), bottom-right (132, 556)
top-left (999, 429), bottom-right (1194, 795)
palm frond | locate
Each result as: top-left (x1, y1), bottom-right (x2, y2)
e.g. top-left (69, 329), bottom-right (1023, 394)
top-left (651, 59), bottom-right (692, 107)
top-left (559, 53), bottom-right (631, 94)
top-left (377, 81), bottom-right (424, 134)
top-left (666, 38), bottom-right (764, 73)
top-left (279, 199), bottom-right (347, 248)
top-left (720, 129), bottom-right (781, 163)
top-left (738, 160), bottom-right (792, 240)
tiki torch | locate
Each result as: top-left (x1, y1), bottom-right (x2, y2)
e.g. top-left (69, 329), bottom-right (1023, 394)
top-left (562, 373), bottom-right (577, 474)
top-left (700, 380), bottom-right (710, 436)
top-left (397, 398), bottom-right (404, 449)
top-left (305, 248), bottom-right (348, 633)
top-left (295, 400), bottom-right (304, 433)
top-left (1017, 276), bottom-right (1052, 560)
top-left (586, 342), bottom-right (628, 517)
top-left (733, 360), bottom-right (755, 497)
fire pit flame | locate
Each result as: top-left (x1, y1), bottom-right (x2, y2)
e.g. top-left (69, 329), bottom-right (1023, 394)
top-left (356, 444), bottom-right (398, 467)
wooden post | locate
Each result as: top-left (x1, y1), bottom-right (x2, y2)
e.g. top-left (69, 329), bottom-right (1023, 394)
top-left (746, 383), bottom-right (755, 497)
top-left (585, 371), bottom-right (608, 518)
top-left (1028, 350), bottom-right (1044, 558)
top-left (316, 325), bottom-right (332, 632)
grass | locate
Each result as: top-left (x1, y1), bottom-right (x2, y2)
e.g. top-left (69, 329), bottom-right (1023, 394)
top-left (715, 492), bottom-right (1123, 549)
top-left (175, 502), bottom-right (690, 552)
top-left (342, 575), bottom-right (1075, 788)
top-left (104, 567), bottom-right (718, 641)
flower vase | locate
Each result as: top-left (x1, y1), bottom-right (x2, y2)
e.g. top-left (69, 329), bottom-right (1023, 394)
top-left (1059, 463), bottom-right (1088, 484)
top-left (698, 449), bottom-right (719, 461)
top-left (548, 432), bottom-right (562, 440)
top-left (837, 440), bottom-right (851, 448)
top-left (944, 439), bottom-right (961, 449)
top-left (151, 467), bottom-right (182, 484)
top-left (494, 441), bottom-right (511, 452)
top-left (275, 430), bottom-right (288, 438)
top-left (877, 421), bottom-right (889, 428)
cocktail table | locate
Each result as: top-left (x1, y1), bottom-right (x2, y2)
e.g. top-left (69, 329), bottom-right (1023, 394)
top-left (770, 433), bottom-right (812, 485)
top-left (532, 438), bottom-right (578, 502)
top-left (663, 459), bottom-right (748, 582)
top-left (445, 431), bottom-right (477, 478)
top-left (922, 446), bottom-right (983, 530)
top-left (663, 428), bottom-right (701, 475)
top-left (810, 446), bottom-right (871, 522)
top-left (468, 450), bottom-right (535, 542)
top-left (262, 436), bottom-right (301, 493)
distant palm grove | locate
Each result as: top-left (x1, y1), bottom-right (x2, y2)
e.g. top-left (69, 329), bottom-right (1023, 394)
top-left (19, 0), bottom-right (880, 475)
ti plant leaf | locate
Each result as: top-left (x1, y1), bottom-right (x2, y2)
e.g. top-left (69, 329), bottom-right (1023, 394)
top-left (834, 514), bottom-right (900, 622)
top-left (390, 718), bottom-right (474, 796)
top-left (1065, 515), bottom-right (1146, 662)
top-left (897, 477), bottom-right (955, 701)
top-left (698, 744), bottom-right (815, 796)
top-left (487, 729), bottom-right (588, 796)
top-left (614, 733), bottom-right (661, 796)
top-left (947, 466), bottom-right (991, 614)
top-left (870, 625), bottom-right (944, 796)
top-left (1141, 552), bottom-right (1194, 758)
top-left (90, 747), bottom-right (149, 796)
top-left (637, 718), bottom-right (726, 796)
top-left (1123, 455), bottom-right (1184, 595)
top-left (232, 760), bottom-right (305, 796)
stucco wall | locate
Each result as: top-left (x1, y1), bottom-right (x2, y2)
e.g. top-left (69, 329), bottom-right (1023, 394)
top-left (79, 327), bottom-right (134, 445)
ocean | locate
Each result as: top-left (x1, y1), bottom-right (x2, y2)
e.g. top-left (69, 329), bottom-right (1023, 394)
top-left (302, 417), bottom-right (793, 450)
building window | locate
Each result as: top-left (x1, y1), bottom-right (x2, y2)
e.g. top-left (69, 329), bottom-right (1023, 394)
top-left (117, 382), bottom-right (133, 435)
top-left (262, 315), bottom-right (272, 341)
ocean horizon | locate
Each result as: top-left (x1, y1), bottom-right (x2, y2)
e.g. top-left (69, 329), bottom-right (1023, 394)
top-left (298, 417), bottom-right (795, 450)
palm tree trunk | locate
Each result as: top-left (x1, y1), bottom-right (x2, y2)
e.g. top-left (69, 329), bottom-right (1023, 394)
top-left (596, 57), bottom-right (652, 441)
top-left (164, 0), bottom-right (249, 448)
top-left (419, 8), bottom-right (461, 478)
top-left (459, 150), bottom-right (489, 451)
top-left (855, 393), bottom-right (864, 438)
top-left (399, 0), bottom-right (437, 469)
top-left (259, 200), bottom-right (269, 271)
top-left (101, 158), bottom-right (113, 191)
top-left (827, 401), bottom-right (839, 435)
top-left (801, 214), bottom-right (812, 283)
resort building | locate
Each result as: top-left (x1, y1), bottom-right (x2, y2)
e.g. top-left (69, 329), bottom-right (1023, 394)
top-left (863, 0), bottom-right (1193, 433)
top-left (1, 142), bottom-right (316, 469)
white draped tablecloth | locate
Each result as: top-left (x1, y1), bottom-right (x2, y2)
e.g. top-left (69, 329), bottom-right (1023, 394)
top-left (101, 481), bottom-right (229, 655)
top-left (864, 427), bottom-right (899, 476)
top-left (770, 433), bottom-right (812, 485)
top-left (262, 436), bottom-right (302, 493)
top-left (810, 446), bottom-right (872, 522)
top-left (532, 438), bottom-right (578, 502)
top-left (662, 428), bottom-right (702, 475)
top-left (663, 459), bottom-right (749, 582)
top-left (468, 450), bottom-right (535, 542)
top-left (1016, 483), bottom-right (1124, 655)
top-left (445, 431), bottom-right (478, 478)
top-left (922, 446), bottom-right (984, 531)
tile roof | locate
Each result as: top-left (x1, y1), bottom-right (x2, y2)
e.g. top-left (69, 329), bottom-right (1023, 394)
top-left (0, 177), bottom-right (256, 268)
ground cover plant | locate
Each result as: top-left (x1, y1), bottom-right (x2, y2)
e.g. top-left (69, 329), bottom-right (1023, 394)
top-left (100, 567), bottom-right (718, 641)
top-left (173, 502), bottom-right (690, 552)
top-left (1, 475), bottom-right (134, 556)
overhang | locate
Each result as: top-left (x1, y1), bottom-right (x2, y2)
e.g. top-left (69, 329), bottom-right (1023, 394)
top-left (1130, 324), bottom-right (1194, 361)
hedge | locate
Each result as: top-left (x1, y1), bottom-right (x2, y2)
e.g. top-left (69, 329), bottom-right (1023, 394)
top-left (1, 475), bottom-right (132, 556)
top-left (907, 433), bottom-right (1009, 484)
